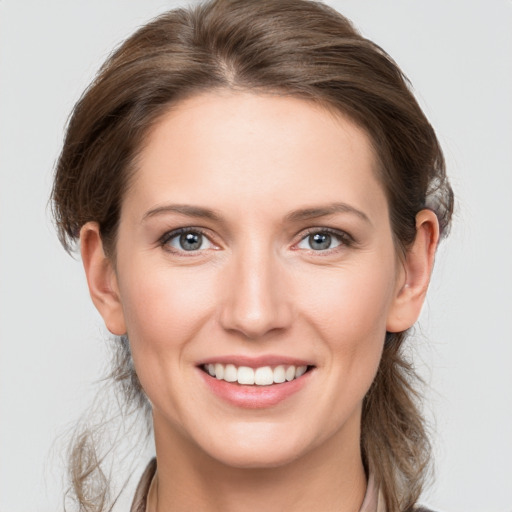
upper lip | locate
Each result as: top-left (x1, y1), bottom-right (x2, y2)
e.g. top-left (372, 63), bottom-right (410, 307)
top-left (196, 355), bottom-right (314, 368)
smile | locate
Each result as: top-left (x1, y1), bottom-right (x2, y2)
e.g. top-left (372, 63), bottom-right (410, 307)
top-left (203, 363), bottom-right (309, 386)
top-left (198, 357), bottom-right (315, 408)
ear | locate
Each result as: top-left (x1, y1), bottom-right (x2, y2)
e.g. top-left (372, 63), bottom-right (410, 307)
top-left (386, 210), bottom-right (440, 333)
top-left (80, 222), bottom-right (126, 336)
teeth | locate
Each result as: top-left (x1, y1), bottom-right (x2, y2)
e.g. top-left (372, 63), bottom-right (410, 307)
top-left (254, 366), bottom-right (273, 386)
top-left (204, 363), bottom-right (309, 385)
top-left (273, 365), bottom-right (286, 384)
top-left (295, 365), bottom-right (307, 378)
top-left (237, 366), bottom-right (254, 385)
top-left (214, 363), bottom-right (224, 380)
top-left (224, 364), bottom-right (238, 382)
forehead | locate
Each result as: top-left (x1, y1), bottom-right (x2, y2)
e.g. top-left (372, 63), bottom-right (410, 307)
top-left (125, 91), bottom-right (387, 222)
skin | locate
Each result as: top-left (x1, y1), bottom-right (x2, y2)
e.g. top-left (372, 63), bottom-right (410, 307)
top-left (81, 91), bottom-right (439, 512)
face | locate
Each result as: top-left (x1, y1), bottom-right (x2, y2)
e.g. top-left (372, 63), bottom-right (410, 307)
top-left (109, 91), bottom-right (405, 469)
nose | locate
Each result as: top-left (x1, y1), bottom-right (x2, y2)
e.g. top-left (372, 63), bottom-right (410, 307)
top-left (219, 243), bottom-right (293, 340)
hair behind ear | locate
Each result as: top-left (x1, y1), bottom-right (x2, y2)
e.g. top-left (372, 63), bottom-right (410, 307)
top-left (362, 331), bottom-right (431, 512)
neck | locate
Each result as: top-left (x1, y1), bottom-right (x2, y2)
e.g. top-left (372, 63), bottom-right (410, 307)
top-left (149, 414), bottom-right (367, 512)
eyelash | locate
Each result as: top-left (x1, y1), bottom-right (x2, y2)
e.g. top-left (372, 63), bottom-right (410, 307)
top-left (159, 227), bottom-right (215, 255)
top-left (158, 227), bottom-right (354, 255)
top-left (296, 227), bottom-right (354, 254)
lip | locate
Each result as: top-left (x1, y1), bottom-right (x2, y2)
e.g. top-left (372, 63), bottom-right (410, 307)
top-left (196, 355), bottom-right (315, 409)
top-left (197, 355), bottom-right (313, 368)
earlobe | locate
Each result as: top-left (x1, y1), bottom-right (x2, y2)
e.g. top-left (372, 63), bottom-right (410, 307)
top-left (386, 210), bottom-right (440, 333)
top-left (80, 222), bottom-right (126, 336)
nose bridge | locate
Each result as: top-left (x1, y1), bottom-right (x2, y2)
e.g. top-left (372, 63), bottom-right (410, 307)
top-left (220, 236), bottom-right (291, 339)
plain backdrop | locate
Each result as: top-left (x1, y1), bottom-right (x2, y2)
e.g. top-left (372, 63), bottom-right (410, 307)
top-left (1, 1), bottom-right (511, 511)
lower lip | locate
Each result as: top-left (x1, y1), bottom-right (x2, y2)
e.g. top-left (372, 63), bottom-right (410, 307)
top-left (198, 369), bottom-right (312, 409)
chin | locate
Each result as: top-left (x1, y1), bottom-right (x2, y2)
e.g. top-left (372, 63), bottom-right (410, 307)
top-left (195, 422), bottom-right (315, 470)
top-left (207, 443), bottom-right (304, 470)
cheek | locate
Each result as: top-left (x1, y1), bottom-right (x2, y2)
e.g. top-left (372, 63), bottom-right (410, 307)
top-left (303, 262), bottom-right (396, 339)
top-left (304, 267), bottom-right (395, 428)
top-left (298, 259), bottom-right (397, 393)
top-left (115, 263), bottom-right (221, 415)
top-left (117, 263), bottom-right (218, 353)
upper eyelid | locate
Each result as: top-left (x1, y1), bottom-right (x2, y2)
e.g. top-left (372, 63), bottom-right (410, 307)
top-left (159, 227), bottom-right (217, 248)
top-left (294, 227), bottom-right (353, 243)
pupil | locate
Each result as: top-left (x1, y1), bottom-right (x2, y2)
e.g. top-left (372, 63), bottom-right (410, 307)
top-left (310, 233), bottom-right (331, 250)
top-left (180, 232), bottom-right (202, 250)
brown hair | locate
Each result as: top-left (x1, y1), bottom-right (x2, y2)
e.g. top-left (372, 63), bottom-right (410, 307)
top-left (52, 1), bottom-right (454, 510)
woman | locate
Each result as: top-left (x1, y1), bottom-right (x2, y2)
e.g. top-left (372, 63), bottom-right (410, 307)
top-left (51, 0), bottom-right (453, 510)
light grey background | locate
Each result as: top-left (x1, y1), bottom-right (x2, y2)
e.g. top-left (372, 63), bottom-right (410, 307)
top-left (1, 1), bottom-right (511, 511)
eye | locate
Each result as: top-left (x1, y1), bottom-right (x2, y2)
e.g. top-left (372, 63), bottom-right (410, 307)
top-left (296, 229), bottom-right (349, 251)
top-left (161, 229), bottom-right (215, 252)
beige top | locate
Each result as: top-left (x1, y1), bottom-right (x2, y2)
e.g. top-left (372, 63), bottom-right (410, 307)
top-left (130, 458), bottom-right (386, 512)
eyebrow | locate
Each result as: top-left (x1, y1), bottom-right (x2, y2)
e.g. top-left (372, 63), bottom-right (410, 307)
top-left (284, 202), bottom-right (372, 225)
top-left (143, 204), bottom-right (222, 222)
top-left (142, 201), bottom-right (371, 225)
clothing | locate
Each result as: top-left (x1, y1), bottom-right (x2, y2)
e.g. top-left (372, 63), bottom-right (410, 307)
top-left (131, 458), bottom-right (157, 512)
top-left (130, 458), bottom-right (433, 512)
